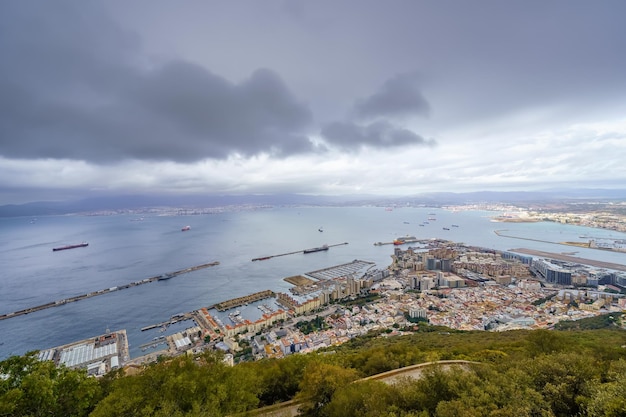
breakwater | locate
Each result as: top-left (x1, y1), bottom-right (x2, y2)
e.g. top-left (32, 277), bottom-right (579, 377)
top-left (212, 289), bottom-right (275, 311)
top-left (140, 312), bottom-right (194, 332)
top-left (251, 242), bottom-right (348, 261)
top-left (0, 261), bottom-right (219, 321)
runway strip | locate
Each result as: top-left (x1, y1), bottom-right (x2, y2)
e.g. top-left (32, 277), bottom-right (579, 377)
top-left (509, 248), bottom-right (626, 272)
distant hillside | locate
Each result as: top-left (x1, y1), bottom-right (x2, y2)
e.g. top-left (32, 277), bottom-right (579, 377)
top-left (1, 189), bottom-right (625, 217)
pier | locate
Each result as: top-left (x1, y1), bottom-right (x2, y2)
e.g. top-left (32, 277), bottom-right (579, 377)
top-left (374, 238), bottom-right (430, 246)
top-left (213, 289), bottom-right (275, 311)
top-left (251, 242), bottom-right (348, 261)
top-left (140, 313), bottom-right (194, 332)
top-left (0, 261), bottom-right (220, 321)
top-left (306, 259), bottom-right (376, 281)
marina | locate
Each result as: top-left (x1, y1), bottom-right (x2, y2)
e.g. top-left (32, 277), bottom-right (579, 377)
top-left (212, 289), bottom-right (275, 311)
top-left (140, 313), bottom-right (193, 332)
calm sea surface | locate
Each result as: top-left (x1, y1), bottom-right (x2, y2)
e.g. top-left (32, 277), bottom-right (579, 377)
top-left (1, 206), bottom-right (625, 359)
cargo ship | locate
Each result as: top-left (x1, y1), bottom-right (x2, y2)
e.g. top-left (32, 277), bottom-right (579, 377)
top-left (303, 244), bottom-right (329, 254)
top-left (158, 273), bottom-right (175, 281)
top-left (52, 242), bottom-right (88, 251)
top-left (393, 236), bottom-right (417, 245)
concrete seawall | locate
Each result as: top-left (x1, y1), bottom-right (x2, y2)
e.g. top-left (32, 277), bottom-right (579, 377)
top-left (0, 261), bottom-right (219, 321)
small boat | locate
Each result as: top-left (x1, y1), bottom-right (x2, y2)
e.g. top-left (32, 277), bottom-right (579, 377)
top-left (181, 225), bottom-right (191, 231)
top-left (318, 227), bottom-right (324, 232)
top-left (443, 227), bottom-right (450, 230)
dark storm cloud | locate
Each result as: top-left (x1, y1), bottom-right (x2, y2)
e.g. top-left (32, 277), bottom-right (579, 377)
top-left (353, 72), bottom-right (430, 120)
top-left (123, 63), bottom-right (314, 160)
top-left (0, 2), bottom-right (314, 163)
top-left (320, 71), bottom-right (435, 151)
top-left (321, 120), bottom-right (435, 151)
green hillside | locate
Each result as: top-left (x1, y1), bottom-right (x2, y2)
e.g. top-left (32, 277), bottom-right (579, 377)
top-left (2, 326), bottom-right (626, 416)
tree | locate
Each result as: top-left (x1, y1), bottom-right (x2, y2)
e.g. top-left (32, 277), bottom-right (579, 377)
top-left (583, 359), bottom-right (626, 417)
top-left (0, 352), bottom-right (101, 417)
top-left (257, 354), bottom-right (311, 405)
top-left (521, 352), bottom-right (598, 416)
top-left (325, 380), bottom-right (395, 417)
top-left (90, 352), bottom-right (260, 417)
top-left (296, 362), bottom-right (359, 416)
top-left (526, 329), bottom-right (566, 356)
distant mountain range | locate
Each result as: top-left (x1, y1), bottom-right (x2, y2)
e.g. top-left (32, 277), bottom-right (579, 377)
top-left (1, 189), bottom-right (625, 217)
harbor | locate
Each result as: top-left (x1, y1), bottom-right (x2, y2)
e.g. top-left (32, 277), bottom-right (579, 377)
top-left (4, 205), bottom-right (626, 362)
top-left (251, 242), bottom-right (348, 261)
top-left (0, 261), bottom-right (220, 321)
top-left (212, 289), bottom-right (275, 311)
top-left (305, 259), bottom-right (376, 281)
top-left (140, 313), bottom-right (194, 332)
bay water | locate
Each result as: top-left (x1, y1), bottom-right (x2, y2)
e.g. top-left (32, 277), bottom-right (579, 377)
top-left (1, 206), bottom-right (625, 359)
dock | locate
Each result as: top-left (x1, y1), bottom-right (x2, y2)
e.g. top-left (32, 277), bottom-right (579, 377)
top-left (374, 238), bottom-right (429, 246)
top-left (140, 312), bottom-right (194, 332)
top-left (0, 261), bottom-right (220, 321)
top-left (251, 242), bottom-right (348, 261)
top-left (212, 289), bottom-right (275, 311)
top-left (306, 259), bottom-right (376, 281)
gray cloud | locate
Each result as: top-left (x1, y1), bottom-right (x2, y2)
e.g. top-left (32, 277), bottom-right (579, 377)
top-left (321, 71), bottom-right (435, 151)
top-left (321, 120), bottom-right (435, 150)
top-left (353, 72), bottom-right (430, 120)
top-left (1, 0), bottom-right (626, 204)
top-left (0, 2), bottom-right (314, 163)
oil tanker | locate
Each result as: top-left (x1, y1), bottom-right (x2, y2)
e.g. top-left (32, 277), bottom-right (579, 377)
top-left (52, 242), bottom-right (89, 251)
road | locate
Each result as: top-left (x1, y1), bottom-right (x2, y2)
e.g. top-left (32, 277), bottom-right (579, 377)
top-left (246, 360), bottom-right (480, 417)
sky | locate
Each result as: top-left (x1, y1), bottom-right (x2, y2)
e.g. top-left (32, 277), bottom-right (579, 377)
top-left (1, 1), bottom-right (625, 204)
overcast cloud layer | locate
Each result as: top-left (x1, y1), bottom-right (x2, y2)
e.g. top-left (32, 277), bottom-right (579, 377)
top-left (1, 1), bottom-right (625, 204)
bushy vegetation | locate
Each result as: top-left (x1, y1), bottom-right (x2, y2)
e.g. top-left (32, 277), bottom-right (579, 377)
top-left (295, 316), bottom-right (328, 335)
top-left (554, 312), bottom-right (623, 330)
top-left (2, 326), bottom-right (626, 416)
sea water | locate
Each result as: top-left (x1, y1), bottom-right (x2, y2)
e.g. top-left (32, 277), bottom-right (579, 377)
top-left (1, 206), bottom-right (625, 359)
